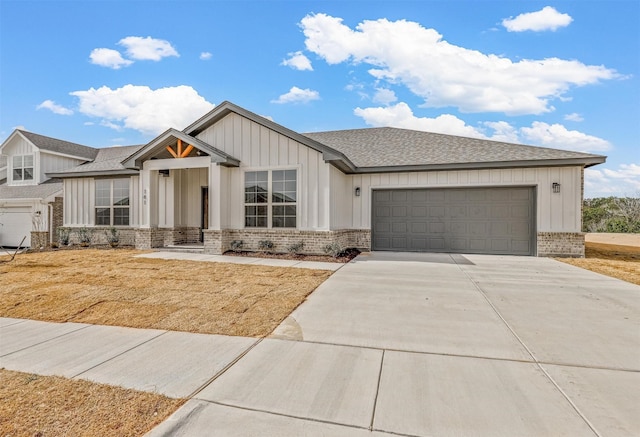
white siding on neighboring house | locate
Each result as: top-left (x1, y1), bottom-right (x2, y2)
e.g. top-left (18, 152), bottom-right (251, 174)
top-left (39, 152), bottom-right (85, 183)
top-left (3, 135), bottom-right (38, 185)
top-left (332, 166), bottom-right (582, 233)
top-left (196, 113), bottom-right (332, 230)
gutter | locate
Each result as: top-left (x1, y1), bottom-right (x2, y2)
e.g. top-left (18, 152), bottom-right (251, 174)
top-left (341, 156), bottom-right (607, 174)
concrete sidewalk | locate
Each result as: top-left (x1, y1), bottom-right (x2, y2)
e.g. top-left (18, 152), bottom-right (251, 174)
top-left (0, 318), bottom-right (257, 399)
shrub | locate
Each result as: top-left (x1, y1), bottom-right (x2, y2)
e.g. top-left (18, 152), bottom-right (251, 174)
top-left (230, 240), bottom-right (243, 252)
top-left (105, 227), bottom-right (119, 247)
top-left (77, 227), bottom-right (92, 247)
top-left (287, 241), bottom-right (304, 255)
top-left (258, 240), bottom-right (274, 253)
top-left (57, 228), bottom-right (70, 246)
top-left (323, 242), bottom-right (343, 258)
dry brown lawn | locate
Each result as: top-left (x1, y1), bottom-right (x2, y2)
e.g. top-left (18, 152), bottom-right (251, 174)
top-left (0, 369), bottom-right (184, 437)
top-left (0, 249), bottom-right (332, 337)
top-left (557, 240), bottom-right (640, 286)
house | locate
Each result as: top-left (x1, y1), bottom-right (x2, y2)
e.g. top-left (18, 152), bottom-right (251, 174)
top-left (11, 101), bottom-right (606, 256)
top-left (0, 130), bottom-right (98, 248)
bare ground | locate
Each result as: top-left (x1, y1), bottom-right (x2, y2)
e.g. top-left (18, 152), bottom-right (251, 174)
top-left (0, 369), bottom-right (184, 437)
top-left (557, 234), bottom-right (640, 286)
top-left (0, 249), bottom-right (332, 337)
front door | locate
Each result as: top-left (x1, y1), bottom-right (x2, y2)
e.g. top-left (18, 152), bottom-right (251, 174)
top-left (201, 186), bottom-right (209, 242)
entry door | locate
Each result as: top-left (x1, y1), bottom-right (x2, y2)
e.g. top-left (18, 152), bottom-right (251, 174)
top-left (201, 187), bottom-right (209, 242)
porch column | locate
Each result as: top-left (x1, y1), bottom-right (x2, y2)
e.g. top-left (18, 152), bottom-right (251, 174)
top-left (208, 163), bottom-right (221, 230)
top-left (139, 168), bottom-right (159, 228)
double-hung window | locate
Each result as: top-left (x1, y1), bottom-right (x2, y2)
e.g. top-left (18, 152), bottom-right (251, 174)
top-left (12, 155), bottom-right (34, 182)
top-left (95, 179), bottom-right (130, 226)
top-left (245, 169), bottom-right (297, 228)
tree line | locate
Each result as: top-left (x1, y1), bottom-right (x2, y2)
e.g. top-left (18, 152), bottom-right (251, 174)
top-left (583, 196), bottom-right (640, 233)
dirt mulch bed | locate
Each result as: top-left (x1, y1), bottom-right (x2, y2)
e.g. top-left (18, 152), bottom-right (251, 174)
top-left (0, 249), bottom-right (331, 337)
top-left (0, 369), bottom-right (184, 437)
top-left (557, 241), bottom-right (640, 286)
top-left (223, 248), bottom-right (361, 263)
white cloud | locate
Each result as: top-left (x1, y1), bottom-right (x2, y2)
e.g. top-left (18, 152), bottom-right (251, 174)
top-left (200, 52), bottom-right (213, 60)
top-left (271, 86), bottom-right (320, 104)
top-left (89, 48), bottom-right (133, 69)
top-left (36, 100), bottom-right (74, 115)
top-left (354, 102), bottom-right (612, 154)
top-left (502, 6), bottom-right (573, 32)
top-left (118, 36), bottom-right (179, 61)
top-left (354, 102), bottom-right (486, 138)
top-left (585, 164), bottom-right (640, 197)
top-left (564, 112), bottom-right (584, 122)
top-left (299, 13), bottom-right (618, 115)
top-left (282, 51), bottom-right (313, 71)
top-left (373, 88), bottom-right (397, 105)
top-left (70, 84), bottom-right (214, 135)
top-left (520, 121), bottom-right (612, 152)
top-left (482, 121), bottom-right (520, 143)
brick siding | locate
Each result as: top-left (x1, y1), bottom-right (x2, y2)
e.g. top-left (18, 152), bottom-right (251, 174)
top-left (203, 229), bottom-right (371, 255)
top-left (537, 232), bottom-right (585, 257)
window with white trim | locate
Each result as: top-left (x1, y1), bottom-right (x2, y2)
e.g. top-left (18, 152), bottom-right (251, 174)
top-left (245, 169), bottom-right (297, 228)
top-left (95, 179), bottom-right (130, 226)
top-left (12, 155), bottom-right (34, 181)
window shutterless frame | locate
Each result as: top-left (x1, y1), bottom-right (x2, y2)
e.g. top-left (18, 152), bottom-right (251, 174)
top-left (12, 154), bottom-right (34, 182)
top-left (244, 168), bottom-right (298, 229)
top-left (95, 178), bottom-right (130, 226)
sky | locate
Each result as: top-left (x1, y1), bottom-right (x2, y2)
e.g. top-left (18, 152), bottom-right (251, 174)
top-left (1, 0), bottom-right (638, 198)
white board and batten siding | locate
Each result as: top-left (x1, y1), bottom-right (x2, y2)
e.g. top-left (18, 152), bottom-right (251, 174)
top-left (196, 113), bottom-right (331, 231)
top-left (63, 177), bottom-right (140, 227)
top-left (332, 166), bottom-right (582, 233)
top-left (39, 151), bottom-right (85, 184)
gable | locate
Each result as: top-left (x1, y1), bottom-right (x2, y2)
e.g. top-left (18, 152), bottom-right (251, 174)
top-left (0, 131), bottom-right (37, 156)
top-left (121, 129), bottom-right (240, 169)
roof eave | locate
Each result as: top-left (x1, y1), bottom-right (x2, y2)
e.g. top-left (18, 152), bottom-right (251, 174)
top-left (47, 169), bottom-right (140, 178)
top-left (351, 156), bottom-right (607, 174)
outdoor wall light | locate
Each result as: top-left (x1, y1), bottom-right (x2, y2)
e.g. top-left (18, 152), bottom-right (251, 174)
top-left (552, 182), bottom-right (561, 194)
top-left (355, 186), bottom-right (361, 196)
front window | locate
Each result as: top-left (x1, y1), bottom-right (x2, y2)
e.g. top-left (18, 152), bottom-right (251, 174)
top-left (12, 155), bottom-right (34, 181)
top-left (95, 179), bottom-right (130, 226)
top-left (245, 169), bottom-right (297, 228)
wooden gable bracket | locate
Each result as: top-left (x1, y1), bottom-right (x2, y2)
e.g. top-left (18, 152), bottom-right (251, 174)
top-left (166, 139), bottom-right (195, 158)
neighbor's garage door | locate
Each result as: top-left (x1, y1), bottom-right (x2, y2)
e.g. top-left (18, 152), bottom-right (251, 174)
top-left (0, 207), bottom-right (32, 247)
top-left (372, 187), bottom-right (535, 255)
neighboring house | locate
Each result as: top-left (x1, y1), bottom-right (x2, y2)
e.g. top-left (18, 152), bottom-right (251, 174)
top-left (17, 101), bottom-right (605, 256)
top-left (0, 130), bottom-right (97, 248)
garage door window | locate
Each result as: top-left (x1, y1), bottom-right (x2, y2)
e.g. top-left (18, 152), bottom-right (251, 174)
top-left (95, 179), bottom-right (130, 226)
top-left (12, 155), bottom-right (34, 182)
top-left (245, 170), bottom-right (297, 228)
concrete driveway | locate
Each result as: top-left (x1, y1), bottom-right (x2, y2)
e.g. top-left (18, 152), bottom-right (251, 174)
top-left (150, 252), bottom-right (639, 436)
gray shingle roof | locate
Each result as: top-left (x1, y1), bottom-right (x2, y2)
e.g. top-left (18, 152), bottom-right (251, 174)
top-left (303, 127), bottom-right (605, 169)
top-left (19, 130), bottom-right (98, 160)
top-left (0, 178), bottom-right (63, 200)
top-left (50, 145), bottom-right (143, 176)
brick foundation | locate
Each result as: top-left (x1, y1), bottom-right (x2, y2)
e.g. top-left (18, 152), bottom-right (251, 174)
top-left (203, 229), bottom-right (371, 255)
top-left (30, 231), bottom-right (49, 250)
top-left (537, 232), bottom-right (585, 257)
top-left (58, 227), bottom-right (137, 247)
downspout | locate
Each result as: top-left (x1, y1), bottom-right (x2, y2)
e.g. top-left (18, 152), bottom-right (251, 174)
top-left (48, 202), bottom-right (54, 245)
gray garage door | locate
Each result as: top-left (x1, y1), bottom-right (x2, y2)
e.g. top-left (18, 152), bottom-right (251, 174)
top-left (372, 187), bottom-right (535, 255)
